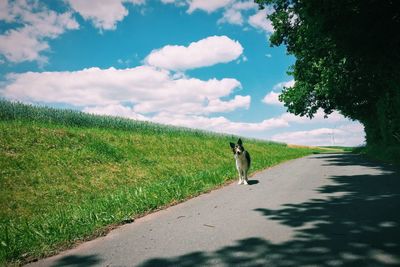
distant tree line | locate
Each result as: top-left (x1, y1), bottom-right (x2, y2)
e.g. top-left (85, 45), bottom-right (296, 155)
top-left (256, 0), bottom-right (400, 148)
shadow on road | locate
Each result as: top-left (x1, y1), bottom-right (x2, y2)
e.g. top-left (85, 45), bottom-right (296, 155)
top-left (318, 152), bottom-right (392, 169)
top-left (51, 254), bottom-right (102, 267)
top-left (138, 154), bottom-right (400, 266)
top-left (247, 180), bottom-right (259, 185)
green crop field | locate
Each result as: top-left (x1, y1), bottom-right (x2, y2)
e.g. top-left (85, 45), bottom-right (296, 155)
top-left (0, 100), bottom-right (322, 265)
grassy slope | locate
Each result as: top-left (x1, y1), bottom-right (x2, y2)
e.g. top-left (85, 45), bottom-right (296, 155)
top-left (0, 101), bottom-right (321, 264)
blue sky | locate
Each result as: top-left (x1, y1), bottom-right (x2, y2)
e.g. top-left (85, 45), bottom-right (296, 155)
top-left (0, 0), bottom-right (365, 146)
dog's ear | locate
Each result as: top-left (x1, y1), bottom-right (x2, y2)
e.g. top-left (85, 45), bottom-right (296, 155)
top-left (237, 138), bottom-right (243, 145)
top-left (229, 142), bottom-right (235, 149)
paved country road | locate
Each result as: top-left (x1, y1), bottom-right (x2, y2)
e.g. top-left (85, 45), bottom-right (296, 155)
top-left (28, 153), bottom-right (400, 267)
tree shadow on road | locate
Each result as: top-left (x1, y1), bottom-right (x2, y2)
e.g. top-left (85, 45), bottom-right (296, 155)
top-left (139, 154), bottom-right (400, 267)
top-left (51, 254), bottom-right (102, 267)
top-left (318, 152), bottom-right (394, 169)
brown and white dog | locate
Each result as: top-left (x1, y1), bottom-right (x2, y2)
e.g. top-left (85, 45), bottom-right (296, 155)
top-left (230, 138), bottom-right (251, 185)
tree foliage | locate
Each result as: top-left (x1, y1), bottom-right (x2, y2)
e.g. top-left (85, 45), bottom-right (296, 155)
top-left (256, 0), bottom-right (400, 146)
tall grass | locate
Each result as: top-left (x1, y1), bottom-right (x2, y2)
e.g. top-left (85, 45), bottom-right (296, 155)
top-left (0, 100), bottom-right (321, 265)
top-left (0, 100), bottom-right (228, 138)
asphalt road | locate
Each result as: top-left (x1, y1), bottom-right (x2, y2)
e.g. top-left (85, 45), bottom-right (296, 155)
top-left (27, 153), bottom-right (400, 267)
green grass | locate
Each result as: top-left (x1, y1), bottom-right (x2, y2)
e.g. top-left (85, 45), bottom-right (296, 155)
top-left (0, 100), bottom-right (322, 265)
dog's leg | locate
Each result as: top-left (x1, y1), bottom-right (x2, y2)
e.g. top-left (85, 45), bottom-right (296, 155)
top-left (237, 170), bottom-right (242, 184)
top-left (243, 170), bottom-right (248, 185)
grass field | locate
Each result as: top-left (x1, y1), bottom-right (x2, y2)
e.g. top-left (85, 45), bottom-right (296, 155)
top-left (0, 100), bottom-right (322, 265)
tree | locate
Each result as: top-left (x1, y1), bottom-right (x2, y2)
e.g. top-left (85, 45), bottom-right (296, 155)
top-left (256, 0), bottom-right (400, 147)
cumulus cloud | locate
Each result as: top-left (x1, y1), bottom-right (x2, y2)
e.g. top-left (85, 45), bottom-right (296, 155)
top-left (65, 0), bottom-right (145, 30)
top-left (262, 91), bottom-right (281, 105)
top-left (187, 0), bottom-right (233, 14)
top-left (1, 34), bottom-right (251, 128)
top-left (261, 86), bottom-right (365, 146)
top-left (160, 0), bottom-right (178, 3)
top-left (145, 35), bottom-right (243, 71)
top-left (82, 103), bottom-right (363, 146)
top-left (268, 104), bottom-right (365, 147)
top-left (83, 104), bottom-right (147, 120)
top-left (162, 0), bottom-right (273, 35)
top-left (149, 112), bottom-right (288, 135)
top-left (82, 102), bottom-right (364, 146)
top-left (262, 79), bottom-right (294, 106)
top-left (271, 123), bottom-right (365, 147)
top-left (213, 2), bottom-right (276, 35)
top-left (2, 65), bottom-right (248, 115)
top-left (1, 61), bottom-right (365, 146)
top-left (160, 0), bottom-right (187, 7)
top-left (0, 0), bottom-right (79, 63)
top-left (248, 8), bottom-right (274, 33)
top-left (160, 0), bottom-right (274, 35)
top-left (218, 8), bottom-right (244, 25)
top-left (272, 80), bottom-right (295, 91)
top-left (279, 109), bottom-right (350, 125)
top-left (217, 1), bottom-right (257, 25)
top-left (262, 79), bottom-right (350, 126)
top-left (80, 107), bottom-right (289, 137)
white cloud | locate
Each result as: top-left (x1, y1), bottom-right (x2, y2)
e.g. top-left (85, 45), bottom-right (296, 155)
top-left (260, 86), bottom-right (364, 146)
top-left (66, 0), bottom-right (145, 31)
top-left (279, 109), bottom-right (349, 125)
top-left (127, 0), bottom-right (146, 4)
top-left (149, 112), bottom-right (288, 135)
top-left (262, 91), bottom-right (281, 105)
top-left (81, 103), bottom-right (364, 146)
top-left (204, 95), bottom-right (250, 113)
top-left (83, 104), bottom-right (147, 120)
top-left (0, 28), bottom-right (49, 64)
top-left (160, 0), bottom-right (187, 7)
top-left (0, 0), bottom-right (79, 63)
top-left (262, 79), bottom-right (294, 106)
top-left (2, 65), bottom-right (248, 115)
top-left (218, 8), bottom-right (243, 25)
top-left (217, 1), bottom-right (257, 25)
top-left (163, 0), bottom-right (257, 18)
top-left (263, 79), bottom-right (350, 126)
top-left (271, 122), bottom-right (365, 147)
top-left (231, 1), bottom-right (257, 10)
top-left (0, 0), bottom-right (11, 21)
top-left (83, 105), bottom-right (288, 136)
top-left (78, 106), bottom-right (289, 137)
top-left (1, 61), bottom-right (365, 146)
top-left (145, 35), bottom-right (243, 71)
top-left (272, 80), bottom-right (295, 91)
top-left (270, 108), bottom-right (365, 146)
top-left (248, 8), bottom-right (274, 33)
top-left (159, 0), bottom-right (273, 36)
top-left (187, 0), bottom-right (233, 14)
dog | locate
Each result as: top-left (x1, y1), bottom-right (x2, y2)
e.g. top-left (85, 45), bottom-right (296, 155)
top-left (230, 138), bottom-right (251, 185)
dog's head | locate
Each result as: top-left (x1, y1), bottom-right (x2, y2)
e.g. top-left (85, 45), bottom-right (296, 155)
top-left (230, 138), bottom-right (245, 155)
